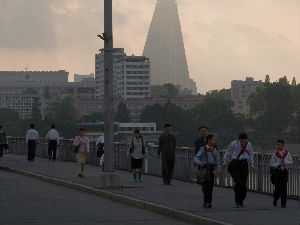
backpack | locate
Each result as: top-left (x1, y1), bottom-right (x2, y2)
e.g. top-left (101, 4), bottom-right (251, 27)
top-left (130, 137), bottom-right (145, 154)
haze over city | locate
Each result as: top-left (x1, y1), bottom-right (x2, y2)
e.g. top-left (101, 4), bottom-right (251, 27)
top-left (0, 0), bottom-right (299, 93)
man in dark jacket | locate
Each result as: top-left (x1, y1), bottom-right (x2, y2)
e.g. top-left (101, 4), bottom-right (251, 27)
top-left (194, 126), bottom-right (218, 155)
top-left (158, 124), bottom-right (176, 185)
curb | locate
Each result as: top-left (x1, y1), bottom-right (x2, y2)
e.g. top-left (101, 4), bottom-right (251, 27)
top-left (0, 165), bottom-right (231, 225)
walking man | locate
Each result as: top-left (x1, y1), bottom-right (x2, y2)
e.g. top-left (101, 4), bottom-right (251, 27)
top-left (0, 125), bottom-right (8, 158)
top-left (45, 124), bottom-right (59, 161)
top-left (222, 133), bottom-right (257, 207)
top-left (96, 134), bottom-right (104, 166)
top-left (270, 140), bottom-right (292, 208)
top-left (158, 124), bottom-right (176, 185)
top-left (25, 124), bottom-right (39, 161)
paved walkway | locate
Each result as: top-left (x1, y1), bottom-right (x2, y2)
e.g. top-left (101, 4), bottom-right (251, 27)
top-left (0, 154), bottom-right (299, 225)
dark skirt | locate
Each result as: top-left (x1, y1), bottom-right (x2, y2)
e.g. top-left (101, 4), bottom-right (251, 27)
top-left (131, 157), bottom-right (143, 169)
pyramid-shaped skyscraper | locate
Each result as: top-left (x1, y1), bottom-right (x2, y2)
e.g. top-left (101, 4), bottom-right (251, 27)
top-left (143, 0), bottom-right (197, 94)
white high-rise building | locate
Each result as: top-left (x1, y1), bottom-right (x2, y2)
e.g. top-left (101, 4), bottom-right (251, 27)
top-left (95, 48), bottom-right (151, 100)
top-left (231, 77), bottom-right (264, 113)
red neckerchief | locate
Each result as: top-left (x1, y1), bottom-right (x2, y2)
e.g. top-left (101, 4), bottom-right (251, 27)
top-left (275, 150), bottom-right (288, 159)
top-left (204, 146), bottom-right (216, 163)
top-left (237, 140), bottom-right (249, 156)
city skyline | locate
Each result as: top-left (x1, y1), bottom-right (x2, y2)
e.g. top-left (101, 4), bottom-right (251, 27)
top-left (0, 0), bottom-right (299, 93)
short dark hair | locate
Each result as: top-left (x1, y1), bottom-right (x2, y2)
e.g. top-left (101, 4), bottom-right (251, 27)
top-left (133, 129), bottom-right (140, 134)
top-left (51, 124), bottom-right (55, 129)
top-left (277, 139), bottom-right (285, 145)
top-left (164, 123), bottom-right (171, 128)
top-left (79, 127), bottom-right (86, 132)
top-left (206, 134), bottom-right (215, 141)
top-left (30, 124), bottom-right (35, 129)
top-left (238, 133), bottom-right (248, 140)
top-left (199, 126), bottom-right (208, 131)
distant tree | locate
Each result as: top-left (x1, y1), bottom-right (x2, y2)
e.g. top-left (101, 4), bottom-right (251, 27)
top-left (0, 108), bottom-right (24, 136)
top-left (204, 89), bottom-right (231, 99)
top-left (47, 97), bottom-right (78, 138)
top-left (151, 83), bottom-right (179, 98)
top-left (23, 88), bottom-right (38, 95)
top-left (114, 103), bottom-right (131, 123)
top-left (79, 112), bottom-right (104, 123)
top-left (265, 75), bottom-right (270, 85)
top-left (292, 77), bottom-right (297, 86)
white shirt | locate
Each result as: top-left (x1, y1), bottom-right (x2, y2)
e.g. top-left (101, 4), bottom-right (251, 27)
top-left (270, 150), bottom-right (292, 169)
top-left (46, 129), bottom-right (60, 144)
top-left (223, 140), bottom-right (255, 168)
top-left (25, 129), bottom-right (39, 143)
top-left (96, 136), bottom-right (104, 145)
top-left (128, 137), bottom-right (147, 159)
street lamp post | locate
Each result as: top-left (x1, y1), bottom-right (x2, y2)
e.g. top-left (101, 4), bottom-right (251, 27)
top-left (98, 0), bottom-right (114, 172)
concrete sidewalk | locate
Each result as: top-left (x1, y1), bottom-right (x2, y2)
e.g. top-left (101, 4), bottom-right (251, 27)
top-left (0, 154), bottom-right (299, 225)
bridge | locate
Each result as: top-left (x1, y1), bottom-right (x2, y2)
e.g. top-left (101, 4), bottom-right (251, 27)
top-left (0, 137), bottom-right (299, 225)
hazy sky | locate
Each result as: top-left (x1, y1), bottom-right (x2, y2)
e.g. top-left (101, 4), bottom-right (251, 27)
top-left (0, 0), bottom-right (299, 93)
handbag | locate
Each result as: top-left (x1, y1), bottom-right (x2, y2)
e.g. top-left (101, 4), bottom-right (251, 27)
top-left (73, 145), bottom-right (80, 153)
top-left (197, 150), bottom-right (209, 184)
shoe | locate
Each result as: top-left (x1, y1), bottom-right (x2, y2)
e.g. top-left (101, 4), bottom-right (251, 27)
top-left (206, 203), bottom-right (212, 208)
top-left (273, 200), bottom-right (277, 207)
top-left (78, 174), bottom-right (82, 177)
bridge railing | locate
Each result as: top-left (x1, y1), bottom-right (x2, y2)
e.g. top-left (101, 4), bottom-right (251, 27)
top-left (5, 137), bottom-right (300, 199)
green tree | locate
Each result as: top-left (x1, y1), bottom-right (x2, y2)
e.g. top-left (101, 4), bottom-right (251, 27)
top-left (47, 97), bottom-right (78, 138)
top-left (79, 112), bottom-right (104, 123)
top-left (114, 103), bottom-right (131, 123)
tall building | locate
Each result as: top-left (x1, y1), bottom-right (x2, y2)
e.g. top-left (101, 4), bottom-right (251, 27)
top-left (231, 77), bottom-right (264, 113)
top-left (0, 70), bottom-right (68, 83)
top-left (143, 0), bottom-right (197, 94)
top-left (95, 48), bottom-right (151, 100)
top-left (74, 73), bottom-right (94, 82)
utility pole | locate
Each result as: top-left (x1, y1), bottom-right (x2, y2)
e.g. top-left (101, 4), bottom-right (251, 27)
top-left (98, 0), bottom-right (114, 172)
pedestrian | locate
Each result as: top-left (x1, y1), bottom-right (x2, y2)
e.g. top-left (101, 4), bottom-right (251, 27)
top-left (270, 140), bottom-right (292, 208)
top-left (96, 134), bottom-right (104, 166)
top-left (45, 124), bottom-right (59, 161)
top-left (194, 134), bottom-right (221, 208)
top-left (128, 129), bottom-right (147, 183)
top-left (0, 125), bottom-right (8, 157)
top-left (73, 128), bottom-right (89, 177)
top-left (25, 124), bottom-right (39, 161)
top-left (222, 133), bottom-right (257, 207)
top-left (158, 124), bottom-right (176, 185)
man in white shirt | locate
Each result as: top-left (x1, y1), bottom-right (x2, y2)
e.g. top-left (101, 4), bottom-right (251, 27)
top-left (46, 125), bottom-right (60, 161)
top-left (222, 133), bottom-right (257, 207)
top-left (25, 124), bottom-right (39, 161)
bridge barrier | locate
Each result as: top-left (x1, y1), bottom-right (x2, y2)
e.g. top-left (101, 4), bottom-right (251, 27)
top-left (6, 137), bottom-right (299, 199)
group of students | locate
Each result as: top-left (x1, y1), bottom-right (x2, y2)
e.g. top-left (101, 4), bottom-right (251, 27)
top-left (155, 124), bottom-right (293, 209)
top-left (194, 126), bottom-right (292, 208)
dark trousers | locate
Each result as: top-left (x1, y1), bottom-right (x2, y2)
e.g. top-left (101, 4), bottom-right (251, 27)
top-left (48, 140), bottom-right (57, 160)
top-left (230, 159), bottom-right (248, 204)
top-left (0, 144), bottom-right (4, 157)
top-left (202, 168), bottom-right (215, 204)
top-left (162, 157), bottom-right (175, 184)
top-left (273, 169), bottom-right (288, 206)
top-left (28, 140), bottom-right (36, 161)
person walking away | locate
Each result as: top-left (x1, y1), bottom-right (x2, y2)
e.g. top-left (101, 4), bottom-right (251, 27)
top-left (270, 140), bottom-right (292, 208)
top-left (73, 128), bottom-right (89, 177)
top-left (25, 124), bottom-right (39, 161)
top-left (96, 134), bottom-right (104, 166)
top-left (194, 135), bottom-right (220, 208)
top-left (158, 124), bottom-right (176, 185)
top-left (128, 129), bottom-right (146, 183)
top-left (0, 125), bottom-right (8, 157)
top-left (45, 124), bottom-right (59, 161)
top-left (222, 133), bottom-right (257, 207)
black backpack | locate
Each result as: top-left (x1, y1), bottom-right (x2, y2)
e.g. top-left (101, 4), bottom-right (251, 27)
top-left (130, 137), bottom-right (145, 154)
